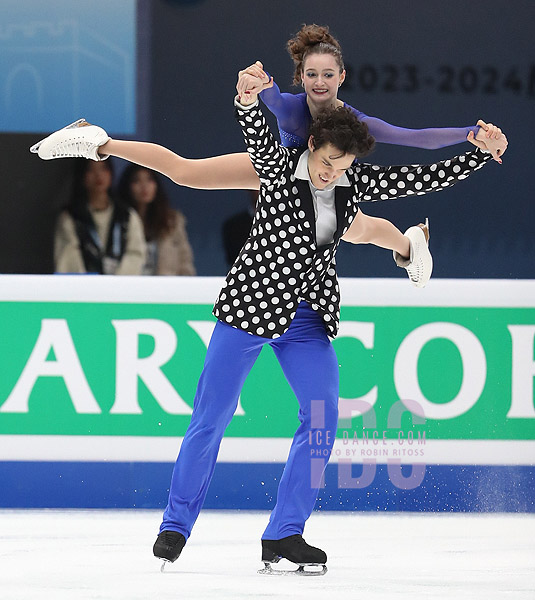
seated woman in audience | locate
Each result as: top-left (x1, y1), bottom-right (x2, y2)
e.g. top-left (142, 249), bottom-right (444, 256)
top-left (118, 165), bottom-right (195, 276)
top-left (54, 160), bottom-right (146, 275)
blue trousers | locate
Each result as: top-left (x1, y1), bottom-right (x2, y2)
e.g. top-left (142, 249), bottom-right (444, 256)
top-left (160, 301), bottom-right (339, 540)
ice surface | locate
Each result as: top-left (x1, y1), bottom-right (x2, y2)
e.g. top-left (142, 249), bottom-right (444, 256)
top-left (0, 509), bottom-right (533, 599)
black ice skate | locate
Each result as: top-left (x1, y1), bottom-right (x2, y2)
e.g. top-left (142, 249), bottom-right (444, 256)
top-left (258, 534), bottom-right (327, 576)
top-left (153, 530), bottom-right (186, 572)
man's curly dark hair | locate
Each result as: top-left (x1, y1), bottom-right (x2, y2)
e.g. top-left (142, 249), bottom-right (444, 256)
top-left (309, 106), bottom-right (375, 158)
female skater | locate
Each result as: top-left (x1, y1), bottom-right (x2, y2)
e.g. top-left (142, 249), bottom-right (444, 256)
top-left (31, 24), bottom-right (506, 286)
top-left (248, 24), bottom-right (507, 156)
top-left (236, 23), bottom-right (507, 280)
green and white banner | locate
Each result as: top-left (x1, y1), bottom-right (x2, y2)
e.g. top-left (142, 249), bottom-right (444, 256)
top-left (1, 276), bottom-right (534, 465)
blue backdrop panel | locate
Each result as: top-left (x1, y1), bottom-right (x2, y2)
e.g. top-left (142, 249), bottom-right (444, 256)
top-left (0, 0), bottom-right (136, 133)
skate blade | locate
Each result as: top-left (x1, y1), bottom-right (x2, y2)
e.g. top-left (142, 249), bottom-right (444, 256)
top-left (29, 119), bottom-right (87, 153)
top-left (258, 562), bottom-right (327, 576)
top-left (158, 558), bottom-right (172, 573)
top-left (417, 217), bottom-right (430, 243)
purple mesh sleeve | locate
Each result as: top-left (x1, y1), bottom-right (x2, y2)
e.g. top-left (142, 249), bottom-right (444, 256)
top-left (260, 81), bottom-right (311, 144)
top-left (260, 77), bottom-right (479, 150)
top-left (348, 110), bottom-right (478, 150)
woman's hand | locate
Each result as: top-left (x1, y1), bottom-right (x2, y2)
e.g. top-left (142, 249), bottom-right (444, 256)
top-left (236, 61), bottom-right (273, 103)
top-left (241, 61), bottom-right (271, 85)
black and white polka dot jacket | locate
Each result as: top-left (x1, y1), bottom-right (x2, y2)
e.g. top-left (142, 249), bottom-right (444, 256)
top-left (213, 101), bottom-right (491, 340)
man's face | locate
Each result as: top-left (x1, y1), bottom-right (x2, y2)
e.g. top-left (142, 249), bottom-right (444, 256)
top-left (307, 138), bottom-right (355, 189)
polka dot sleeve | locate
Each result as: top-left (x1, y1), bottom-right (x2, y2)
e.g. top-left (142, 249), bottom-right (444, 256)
top-left (353, 149), bottom-right (492, 203)
top-left (235, 103), bottom-right (293, 187)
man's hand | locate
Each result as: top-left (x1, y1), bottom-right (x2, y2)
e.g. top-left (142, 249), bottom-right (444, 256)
top-left (468, 119), bottom-right (508, 164)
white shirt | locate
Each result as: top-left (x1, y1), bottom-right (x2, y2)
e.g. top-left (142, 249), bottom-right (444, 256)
top-left (294, 150), bottom-right (351, 246)
top-left (233, 97), bottom-right (351, 246)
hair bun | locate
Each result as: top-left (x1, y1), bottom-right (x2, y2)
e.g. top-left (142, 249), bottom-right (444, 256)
top-left (286, 24), bottom-right (344, 86)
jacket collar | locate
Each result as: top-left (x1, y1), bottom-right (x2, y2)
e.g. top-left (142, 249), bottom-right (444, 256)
top-left (293, 150), bottom-right (353, 245)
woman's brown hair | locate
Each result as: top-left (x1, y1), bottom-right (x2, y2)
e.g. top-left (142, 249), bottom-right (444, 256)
top-left (286, 24), bottom-right (345, 85)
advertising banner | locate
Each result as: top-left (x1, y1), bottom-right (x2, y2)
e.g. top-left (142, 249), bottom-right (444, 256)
top-left (1, 276), bottom-right (534, 510)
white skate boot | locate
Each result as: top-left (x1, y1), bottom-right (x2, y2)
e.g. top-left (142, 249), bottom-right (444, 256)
top-left (30, 119), bottom-right (110, 161)
top-left (393, 218), bottom-right (432, 288)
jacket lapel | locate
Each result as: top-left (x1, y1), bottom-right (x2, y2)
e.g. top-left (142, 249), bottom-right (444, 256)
top-left (334, 186), bottom-right (353, 241)
top-left (294, 178), bottom-right (317, 242)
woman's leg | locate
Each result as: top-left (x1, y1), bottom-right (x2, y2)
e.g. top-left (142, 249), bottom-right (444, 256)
top-left (160, 320), bottom-right (266, 539)
top-left (343, 210), bottom-right (433, 287)
top-left (100, 139), bottom-right (260, 190)
top-left (342, 208), bottom-right (410, 256)
top-left (263, 303), bottom-right (339, 540)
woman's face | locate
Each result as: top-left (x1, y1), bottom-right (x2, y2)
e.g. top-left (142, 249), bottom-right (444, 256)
top-left (301, 53), bottom-right (345, 107)
top-left (130, 169), bottom-right (158, 206)
top-left (83, 161), bottom-right (113, 194)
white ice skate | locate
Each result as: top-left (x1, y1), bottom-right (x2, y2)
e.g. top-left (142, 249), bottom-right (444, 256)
top-left (393, 218), bottom-right (433, 288)
top-left (29, 119), bottom-right (110, 161)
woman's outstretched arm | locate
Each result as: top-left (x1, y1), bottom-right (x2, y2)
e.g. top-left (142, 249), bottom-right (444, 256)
top-left (357, 114), bottom-right (507, 161)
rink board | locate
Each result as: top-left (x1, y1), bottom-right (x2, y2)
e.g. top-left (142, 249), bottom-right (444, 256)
top-left (0, 461), bottom-right (533, 512)
top-left (0, 275), bottom-right (534, 510)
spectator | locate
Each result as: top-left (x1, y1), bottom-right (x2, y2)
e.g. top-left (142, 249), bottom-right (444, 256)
top-left (118, 165), bottom-right (195, 276)
top-left (54, 159), bottom-right (146, 274)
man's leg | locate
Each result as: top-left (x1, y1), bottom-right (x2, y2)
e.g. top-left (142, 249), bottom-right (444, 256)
top-left (264, 303), bottom-right (339, 540)
top-left (159, 321), bottom-right (265, 540)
